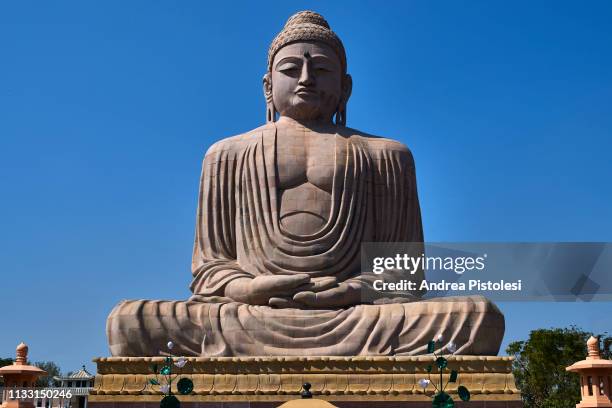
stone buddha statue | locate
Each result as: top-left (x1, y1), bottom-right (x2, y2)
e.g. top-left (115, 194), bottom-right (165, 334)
top-left (107, 11), bottom-right (504, 357)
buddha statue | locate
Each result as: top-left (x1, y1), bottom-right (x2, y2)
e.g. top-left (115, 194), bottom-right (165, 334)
top-left (107, 11), bottom-right (504, 357)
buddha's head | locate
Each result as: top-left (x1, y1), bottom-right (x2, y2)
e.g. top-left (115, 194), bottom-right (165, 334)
top-left (264, 11), bottom-right (352, 125)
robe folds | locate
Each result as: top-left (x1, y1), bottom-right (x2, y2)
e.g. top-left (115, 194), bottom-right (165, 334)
top-left (190, 122), bottom-right (424, 298)
top-left (107, 123), bottom-right (505, 357)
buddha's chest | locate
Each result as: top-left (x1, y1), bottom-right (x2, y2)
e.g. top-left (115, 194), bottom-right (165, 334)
top-left (276, 131), bottom-right (340, 192)
top-left (275, 130), bottom-right (344, 235)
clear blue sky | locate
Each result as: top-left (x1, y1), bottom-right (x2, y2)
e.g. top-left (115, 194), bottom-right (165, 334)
top-left (1, 1), bottom-right (611, 373)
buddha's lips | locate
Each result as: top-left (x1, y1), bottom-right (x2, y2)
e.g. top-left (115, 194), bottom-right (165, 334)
top-left (295, 88), bottom-right (317, 96)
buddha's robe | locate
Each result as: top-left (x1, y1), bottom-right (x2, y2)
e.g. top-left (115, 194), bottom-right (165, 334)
top-left (107, 123), bottom-right (505, 357)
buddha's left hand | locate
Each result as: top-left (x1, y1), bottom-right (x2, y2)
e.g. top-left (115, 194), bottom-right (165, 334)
top-left (267, 276), bottom-right (338, 308)
top-left (292, 278), bottom-right (421, 308)
top-left (291, 281), bottom-right (379, 308)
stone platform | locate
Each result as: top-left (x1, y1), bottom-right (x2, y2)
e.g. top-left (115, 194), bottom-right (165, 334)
top-left (89, 356), bottom-right (521, 407)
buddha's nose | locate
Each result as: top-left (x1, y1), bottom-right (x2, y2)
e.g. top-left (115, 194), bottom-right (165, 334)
top-left (298, 62), bottom-right (315, 87)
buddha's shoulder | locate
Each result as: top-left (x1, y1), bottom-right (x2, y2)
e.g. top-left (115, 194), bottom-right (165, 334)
top-left (204, 124), bottom-right (273, 156)
top-left (341, 127), bottom-right (414, 157)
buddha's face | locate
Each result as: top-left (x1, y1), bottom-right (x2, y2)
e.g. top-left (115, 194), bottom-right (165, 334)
top-left (267, 41), bottom-right (349, 123)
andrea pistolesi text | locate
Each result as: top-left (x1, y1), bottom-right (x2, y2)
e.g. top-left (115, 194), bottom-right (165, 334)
top-left (373, 279), bottom-right (522, 292)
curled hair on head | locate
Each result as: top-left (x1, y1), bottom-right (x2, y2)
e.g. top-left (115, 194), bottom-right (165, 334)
top-left (267, 11), bottom-right (347, 74)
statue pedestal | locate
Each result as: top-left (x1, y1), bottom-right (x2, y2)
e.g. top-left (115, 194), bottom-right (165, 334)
top-left (89, 356), bottom-right (521, 407)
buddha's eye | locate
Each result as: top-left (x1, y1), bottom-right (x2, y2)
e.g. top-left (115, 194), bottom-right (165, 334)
top-left (314, 67), bottom-right (332, 73)
top-left (277, 63), bottom-right (301, 74)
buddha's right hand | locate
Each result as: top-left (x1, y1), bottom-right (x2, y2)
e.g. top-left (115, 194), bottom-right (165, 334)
top-left (225, 274), bottom-right (312, 305)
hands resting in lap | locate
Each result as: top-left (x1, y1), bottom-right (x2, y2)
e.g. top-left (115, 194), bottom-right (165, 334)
top-left (223, 274), bottom-right (379, 308)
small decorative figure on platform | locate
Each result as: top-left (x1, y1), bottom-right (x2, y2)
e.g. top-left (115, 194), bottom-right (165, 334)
top-left (148, 341), bottom-right (193, 408)
top-left (417, 334), bottom-right (471, 407)
top-left (301, 383), bottom-right (313, 399)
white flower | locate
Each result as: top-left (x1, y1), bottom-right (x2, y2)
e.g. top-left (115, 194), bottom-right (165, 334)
top-left (418, 378), bottom-right (430, 389)
top-left (160, 384), bottom-right (170, 394)
top-left (447, 342), bottom-right (457, 354)
top-left (167, 341), bottom-right (174, 350)
top-left (174, 358), bottom-right (187, 368)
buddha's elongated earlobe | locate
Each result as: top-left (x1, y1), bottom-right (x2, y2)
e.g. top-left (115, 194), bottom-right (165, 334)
top-left (335, 103), bottom-right (346, 126)
top-left (335, 73), bottom-right (352, 126)
top-left (263, 73), bottom-right (276, 123)
top-left (266, 102), bottom-right (277, 123)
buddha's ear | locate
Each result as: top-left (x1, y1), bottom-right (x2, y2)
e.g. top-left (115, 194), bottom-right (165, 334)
top-left (341, 74), bottom-right (353, 104)
top-left (335, 74), bottom-right (352, 126)
top-left (263, 73), bottom-right (276, 123)
top-left (263, 73), bottom-right (273, 102)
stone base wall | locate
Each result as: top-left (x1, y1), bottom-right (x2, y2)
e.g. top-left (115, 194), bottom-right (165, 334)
top-left (89, 356), bottom-right (521, 407)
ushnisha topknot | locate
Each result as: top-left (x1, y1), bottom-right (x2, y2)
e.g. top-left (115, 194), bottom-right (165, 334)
top-left (267, 11), bottom-right (347, 73)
